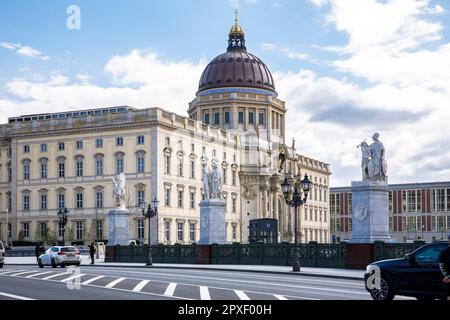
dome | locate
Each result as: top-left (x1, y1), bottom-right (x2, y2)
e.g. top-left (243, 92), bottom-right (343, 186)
top-left (197, 14), bottom-right (276, 94)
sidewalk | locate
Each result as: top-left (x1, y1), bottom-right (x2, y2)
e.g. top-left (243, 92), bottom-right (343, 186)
top-left (4, 256), bottom-right (365, 281)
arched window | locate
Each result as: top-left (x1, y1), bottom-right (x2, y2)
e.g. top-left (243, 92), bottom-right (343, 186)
top-left (115, 152), bottom-right (125, 174)
top-left (136, 150), bottom-right (146, 174)
top-left (57, 156), bottom-right (66, 178)
top-left (39, 157), bottom-right (48, 179)
top-left (74, 155), bottom-right (84, 177)
top-left (22, 159), bottom-right (31, 180)
top-left (94, 153), bottom-right (104, 176)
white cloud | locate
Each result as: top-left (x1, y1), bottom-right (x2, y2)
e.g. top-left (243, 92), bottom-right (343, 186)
top-left (0, 41), bottom-right (49, 60)
top-left (309, 0), bottom-right (329, 7)
top-left (260, 43), bottom-right (310, 61)
top-left (229, 0), bottom-right (259, 8)
top-left (261, 43), bottom-right (277, 50)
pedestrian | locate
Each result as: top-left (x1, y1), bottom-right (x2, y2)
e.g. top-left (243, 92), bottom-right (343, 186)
top-left (34, 243), bottom-right (40, 262)
top-left (439, 233), bottom-right (450, 300)
top-left (89, 242), bottom-right (96, 265)
top-left (39, 243), bottom-right (46, 256)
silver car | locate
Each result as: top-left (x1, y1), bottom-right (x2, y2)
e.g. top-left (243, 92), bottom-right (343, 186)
top-left (38, 246), bottom-right (82, 268)
top-left (0, 241), bottom-right (4, 268)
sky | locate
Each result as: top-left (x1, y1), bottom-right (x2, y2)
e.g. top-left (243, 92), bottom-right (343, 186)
top-left (0, 0), bottom-right (449, 187)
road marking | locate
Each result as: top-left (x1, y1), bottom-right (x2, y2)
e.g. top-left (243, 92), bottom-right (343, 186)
top-left (274, 294), bottom-right (288, 300)
top-left (81, 275), bottom-right (104, 285)
top-left (26, 271), bottom-right (53, 278)
top-left (235, 290), bottom-right (250, 300)
top-left (132, 280), bottom-right (150, 292)
top-left (164, 282), bottom-right (177, 297)
top-left (10, 271), bottom-right (39, 277)
top-left (0, 291), bottom-right (35, 300)
top-left (0, 269), bottom-right (25, 275)
top-left (200, 286), bottom-right (211, 300)
top-left (105, 277), bottom-right (126, 288)
top-left (42, 273), bottom-right (67, 280)
top-left (60, 274), bottom-right (84, 282)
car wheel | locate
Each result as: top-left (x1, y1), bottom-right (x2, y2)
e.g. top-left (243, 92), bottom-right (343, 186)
top-left (0, 263), bottom-right (3, 269)
top-left (51, 259), bottom-right (57, 268)
top-left (60, 263), bottom-right (65, 268)
top-left (369, 276), bottom-right (395, 301)
top-left (38, 259), bottom-right (44, 268)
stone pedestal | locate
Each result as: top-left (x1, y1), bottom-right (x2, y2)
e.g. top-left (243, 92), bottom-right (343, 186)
top-left (108, 209), bottom-right (130, 245)
top-left (198, 199), bottom-right (227, 245)
top-left (350, 181), bottom-right (391, 243)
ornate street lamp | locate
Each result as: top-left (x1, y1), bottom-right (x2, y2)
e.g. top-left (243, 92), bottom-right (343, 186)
top-left (57, 207), bottom-right (68, 245)
top-left (281, 174), bottom-right (312, 272)
top-left (141, 197), bottom-right (159, 266)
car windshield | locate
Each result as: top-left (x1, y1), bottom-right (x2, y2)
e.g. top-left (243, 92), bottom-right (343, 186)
top-left (61, 247), bottom-right (77, 253)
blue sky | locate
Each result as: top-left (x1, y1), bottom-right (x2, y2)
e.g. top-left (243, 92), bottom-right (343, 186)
top-left (1, 0), bottom-right (450, 186)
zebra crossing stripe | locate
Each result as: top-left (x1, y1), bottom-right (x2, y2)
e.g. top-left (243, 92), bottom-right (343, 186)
top-left (60, 274), bottom-right (84, 282)
top-left (274, 294), bottom-right (288, 300)
top-left (43, 273), bottom-right (67, 280)
top-left (234, 290), bottom-right (250, 300)
top-left (26, 271), bottom-right (53, 278)
top-left (164, 283), bottom-right (177, 297)
top-left (81, 275), bottom-right (104, 285)
top-left (105, 277), bottom-right (126, 288)
top-left (11, 271), bottom-right (40, 277)
top-left (132, 280), bottom-right (150, 292)
top-left (200, 286), bottom-right (211, 300)
top-left (0, 270), bottom-right (25, 275)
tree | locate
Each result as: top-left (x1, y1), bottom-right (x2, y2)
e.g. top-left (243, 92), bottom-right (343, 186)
top-left (18, 230), bottom-right (25, 241)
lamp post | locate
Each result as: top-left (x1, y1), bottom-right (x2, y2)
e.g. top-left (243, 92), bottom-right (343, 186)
top-left (281, 174), bottom-right (312, 272)
top-left (421, 224), bottom-right (425, 242)
top-left (140, 197), bottom-right (158, 266)
top-left (57, 207), bottom-right (68, 245)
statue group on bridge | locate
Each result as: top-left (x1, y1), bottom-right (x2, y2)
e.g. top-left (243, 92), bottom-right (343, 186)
top-left (357, 132), bottom-right (388, 182)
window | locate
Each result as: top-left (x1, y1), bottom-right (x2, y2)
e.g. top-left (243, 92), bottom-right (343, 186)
top-left (232, 196), bottom-right (237, 213)
top-left (402, 190), bottom-right (407, 212)
top-left (214, 112), bottom-right (220, 125)
top-left (76, 221), bottom-right (83, 240)
top-left (315, 209), bottom-right (318, 222)
top-left (58, 193), bottom-right (65, 210)
top-left (165, 188), bottom-right (171, 207)
top-left (40, 144), bottom-right (47, 152)
top-left (116, 158), bottom-right (124, 174)
top-left (259, 113), bottom-right (264, 125)
top-left (40, 222), bottom-right (47, 238)
top-left (232, 170), bottom-right (236, 186)
top-left (24, 145), bottom-right (30, 153)
top-left (58, 159), bottom-right (65, 178)
top-left (248, 112), bottom-right (254, 124)
top-left (96, 191), bottom-right (104, 208)
top-left (415, 244), bottom-right (447, 262)
top-left (178, 190), bottom-right (184, 208)
top-left (431, 189), bottom-right (445, 212)
top-left (23, 160), bottom-right (30, 180)
top-left (7, 164), bottom-right (11, 182)
top-left (23, 223), bottom-right (29, 238)
top-left (137, 220), bottom-right (144, 239)
top-left (96, 220), bottom-right (103, 239)
top-left (7, 193), bottom-right (11, 212)
top-left (190, 161), bottom-right (195, 179)
top-left (225, 111), bottom-right (230, 124)
top-left (165, 156), bottom-right (171, 174)
top-left (76, 192), bottom-right (83, 208)
top-left (76, 157), bottom-right (83, 177)
top-left (238, 111), bottom-right (244, 124)
top-left (204, 113), bottom-right (210, 125)
top-left (165, 221), bottom-right (171, 242)
top-left (232, 224), bottom-right (237, 241)
top-left (96, 158), bottom-right (103, 176)
top-left (348, 193), bottom-right (352, 215)
top-left (389, 191), bottom-right (393, 213)
top-left (191, 143), bottom-right (195, 153)
top-left (189, 223), bottom-right (195, 242)
top-left (58, 142), bottom-right (65, 151)
top-left (40, 194), bottom-right (48, 210)
top-left (76, 140), bottom-right (83, 149)
top-left (212, 149), bottom-right (216, 157)
top-left (96, 139), bottom-right (103, 148)
top-left (137, 154), bottom-right (145, 173)
top-left (23, 193), bottom-right (30, 211)
top-left (137, 190), bottom-right (145, 206)
top-left (177, 158), bottom-right (183, 177)
top-left (137, 135), bottom-right (145, 145)
top-left (190, 191), bottom-right (195, 209)
top-left (165, 137), bottom-right (170, 145)
top-left (177, 222), bottom-right (184, 241)
top-left (40, 162), bottom-right (48, 179)
top-left (305, 207), bottom-right (308, 220)
top-left (222, 168), bottom-right (227, 185)
top-left (319, 189), bottom-right (323, 202)
top-left (116, 137), bottom-right (124, 146)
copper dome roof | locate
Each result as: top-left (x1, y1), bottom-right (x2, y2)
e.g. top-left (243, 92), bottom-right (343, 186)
top-left (198, 15), bottom-right (275, 94)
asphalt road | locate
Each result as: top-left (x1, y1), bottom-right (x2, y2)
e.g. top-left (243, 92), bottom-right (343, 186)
top-left (0, 265), bottom-right (412, 300)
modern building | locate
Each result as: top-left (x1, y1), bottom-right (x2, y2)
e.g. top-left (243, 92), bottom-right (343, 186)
top-left (0, 17), bottom-right (331, 245)
top-left (330, 182), bottom-right (450, 243)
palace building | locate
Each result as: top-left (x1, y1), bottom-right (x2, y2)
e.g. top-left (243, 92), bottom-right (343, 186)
top-left (0, 17), bottom-right (331, 245)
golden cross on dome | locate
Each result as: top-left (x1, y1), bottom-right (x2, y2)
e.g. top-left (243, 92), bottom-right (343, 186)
top-left (235, 9), bottom-right (239, 23)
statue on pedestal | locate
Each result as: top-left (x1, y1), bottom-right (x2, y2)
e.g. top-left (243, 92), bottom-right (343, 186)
top-left (201, 159), bottom-right (223, 200)
top-left (357, 132), bottom-right (387, 182)
top-left (112, 172), bottom-right (127, 210)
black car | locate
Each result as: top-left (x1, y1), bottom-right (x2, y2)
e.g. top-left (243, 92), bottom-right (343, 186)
top-left (365, 241), bottom-right (448, 301)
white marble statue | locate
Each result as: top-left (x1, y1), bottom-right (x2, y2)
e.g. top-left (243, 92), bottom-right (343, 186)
top-left (357, 133), bottom-right (387, 182)
top-left (201, 166), bottom-right (211, 200)
top-left (201, 159), bottom-right (223, 200)
top-left (112, 172), bottom-right (127, 210)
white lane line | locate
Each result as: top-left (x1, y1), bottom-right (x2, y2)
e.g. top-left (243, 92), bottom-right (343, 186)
top-left (274, 294), bottom-right (288, 300)
top-left (105, 277), bottom-right (126, 288)
top-left (26, 271), bottom-right (53, 278)
top-left (0, 270), bottom-right (25, 275)
top-left (0, 291), bottom-right (35, 301)
top-left (164, 282), bottom-right (177, 297)
top-left (235, 290), bottom-right (251, 300)
top-left (132, 280), bottom-right (150, 292)
top-left (81, 275), bottom-right (104, 285)
top-left (42, 273), bottom-right (67, 280)
top-left (60, 274), bottom-right (84, 282)
top-left (11, 271), bottom-right (39, 277)
top-left (200, 286), bottom-right (211, 300)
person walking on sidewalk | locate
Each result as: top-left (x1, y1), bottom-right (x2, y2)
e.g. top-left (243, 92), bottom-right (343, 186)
top-left (89, 242), bottom-right (96, 265)
top-left (439, 234), bottom-right (450, 300)
top-left (34, 243), bottom-right (41, 262)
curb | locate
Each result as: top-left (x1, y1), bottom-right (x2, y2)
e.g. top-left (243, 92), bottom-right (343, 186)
top-left (5, 263), bottom-right (364, 281)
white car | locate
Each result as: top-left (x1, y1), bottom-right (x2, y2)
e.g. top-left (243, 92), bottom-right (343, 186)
top-left (38, 246), bottom-right (82, 268)
top-left (0, 241), bottom-right (4, 268)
